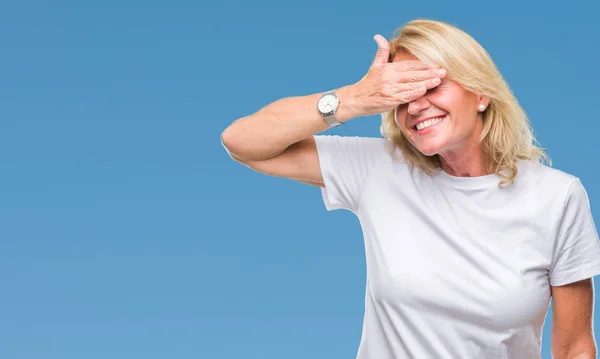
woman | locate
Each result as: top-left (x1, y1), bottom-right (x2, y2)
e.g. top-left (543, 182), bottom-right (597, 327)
top-left (221, 19), bottom-right (600, 359)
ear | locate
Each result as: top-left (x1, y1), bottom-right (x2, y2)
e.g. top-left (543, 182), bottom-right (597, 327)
top-left (478, 95), bottom-right (490, 108)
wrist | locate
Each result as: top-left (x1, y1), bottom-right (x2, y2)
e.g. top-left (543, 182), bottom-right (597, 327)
top-left (335, 85), bottom-right (362, 123)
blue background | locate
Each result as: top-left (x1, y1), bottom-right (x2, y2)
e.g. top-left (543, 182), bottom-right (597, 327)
top-left (0, 1), bottom-right (598, 358)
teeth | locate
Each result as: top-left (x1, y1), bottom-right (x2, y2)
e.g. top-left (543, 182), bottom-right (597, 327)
top-left (416, 116), bottom-right (445, 131)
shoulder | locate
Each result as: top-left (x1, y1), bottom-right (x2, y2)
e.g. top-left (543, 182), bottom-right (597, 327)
top-left (313, 135), bottom-right (398, 212)
top-left (516, 161), bottom-right (581, 191)
top-left (515, 161), bottom-right (591, 209)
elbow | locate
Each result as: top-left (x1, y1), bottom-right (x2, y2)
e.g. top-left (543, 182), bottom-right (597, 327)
top-left (221, 125), bottom-right (267, 164)
top-left (220, 126), bottom-right (235, 154)
top-left (554, 340), bottom-right (597, 359)
top-left (565, 353), bottom-right (596, 359)
top-left (221, 126), bottom-right (245, 163)
top-left (569, 348), bottom-right (597, 359)
top-left (221, 122), bottom-right (279, 163)
top-left (221, 130), bottom-right (242, 162)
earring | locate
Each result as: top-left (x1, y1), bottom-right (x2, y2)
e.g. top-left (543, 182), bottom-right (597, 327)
top-left (478, 104), bottom-right (486, 112)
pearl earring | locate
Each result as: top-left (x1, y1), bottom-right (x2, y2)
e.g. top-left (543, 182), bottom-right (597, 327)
top-left (478, 104), bottom-right (486, 112)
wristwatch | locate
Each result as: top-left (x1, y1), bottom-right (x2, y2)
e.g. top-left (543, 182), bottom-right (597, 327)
top-left (317, 90), bottom-right (343, 127)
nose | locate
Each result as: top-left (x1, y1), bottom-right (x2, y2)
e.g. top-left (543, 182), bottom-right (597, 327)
top-left (407, 96), bottom-right (431, 115)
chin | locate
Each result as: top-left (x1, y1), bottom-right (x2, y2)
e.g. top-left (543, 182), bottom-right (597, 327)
top-left (403, 122), bottom-right (451, 157)
top-left (418, 148), bottom-right (440, 157)
top-left (413, 139), bottom-right (448, 157)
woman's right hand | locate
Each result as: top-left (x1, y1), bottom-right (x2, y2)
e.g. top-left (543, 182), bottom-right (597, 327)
top-left (347, 34), bottom-right (446, 118)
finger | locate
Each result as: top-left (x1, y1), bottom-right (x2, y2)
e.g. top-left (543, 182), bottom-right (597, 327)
top-left (396, 76), bottom-right (442, 93)
top-left (394, 86), bottom-right (428, 103)
top-left (372, 34), bottom-right (390, 65)
top-left (391, 60), bottom-right (437, 72)
top-left (398, 69), bottom-right (446, 83)
top-left (422, 77), bottom-right (443, 90)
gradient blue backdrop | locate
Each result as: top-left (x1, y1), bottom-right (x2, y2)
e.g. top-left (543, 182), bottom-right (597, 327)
top-left (0, 1), bottom-right (598, 358)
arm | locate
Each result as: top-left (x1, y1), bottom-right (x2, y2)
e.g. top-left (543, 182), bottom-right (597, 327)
top-left (220, 35), bottom-right (445, 185)
top-left (221, 85), bottom-right (358, 163)
top-left (551, 278), bottom-right (597, 359)
top-left (221, 86), bottom-right (356, 187)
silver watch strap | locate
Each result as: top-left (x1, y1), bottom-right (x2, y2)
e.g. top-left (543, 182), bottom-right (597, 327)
top-left (324, 113), bottom-right (342, 127)
top-left (321, 90), bottom-right (343, 128)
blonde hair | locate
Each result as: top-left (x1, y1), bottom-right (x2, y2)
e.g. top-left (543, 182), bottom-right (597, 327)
top-left (380, 19), bottom-right (549, 185)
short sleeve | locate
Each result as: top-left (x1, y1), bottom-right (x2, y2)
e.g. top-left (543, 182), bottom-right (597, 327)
top-left (549, 178), bottom-right (600, 286)
top-left (313, 135), bottom-right (387, 213)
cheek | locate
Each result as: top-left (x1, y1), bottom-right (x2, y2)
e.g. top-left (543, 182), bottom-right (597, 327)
top-left (454, 108), bottom-right (479, 131)
top-left (394, 106), bottom-right (409, 127)
top-left (395, 114), bottom-right (417, 143)
top-left (395, 112), bottom-right (413, 139)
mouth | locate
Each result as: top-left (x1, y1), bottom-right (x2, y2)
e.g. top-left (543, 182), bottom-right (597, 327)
top-left (411, 115), bottom-right (447, 134)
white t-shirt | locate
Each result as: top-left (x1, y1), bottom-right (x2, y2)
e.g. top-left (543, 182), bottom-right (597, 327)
top-left (313, 134), bottom-right (600, 359)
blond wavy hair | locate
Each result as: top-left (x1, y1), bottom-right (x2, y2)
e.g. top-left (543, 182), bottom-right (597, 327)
top-left (380, 19), bottom-right (549, 185)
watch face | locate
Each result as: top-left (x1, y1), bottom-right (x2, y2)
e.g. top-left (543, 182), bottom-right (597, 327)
top-left (318, 94), bottom-right (339, 114)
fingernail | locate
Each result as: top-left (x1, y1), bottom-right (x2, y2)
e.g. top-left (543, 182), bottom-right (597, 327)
top-left (433, 78), bottom-right (441, 84)
top-left (437, 69), bottom-right (446, 76)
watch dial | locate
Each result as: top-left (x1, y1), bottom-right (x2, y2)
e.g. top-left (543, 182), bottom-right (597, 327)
top-left (319, 94), bottom-right (338, 113)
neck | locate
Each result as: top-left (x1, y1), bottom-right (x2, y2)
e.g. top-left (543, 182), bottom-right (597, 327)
top-left (439, 147), bottom-right (487, 177)
top-left (438, 119), bottom-right (488, 177)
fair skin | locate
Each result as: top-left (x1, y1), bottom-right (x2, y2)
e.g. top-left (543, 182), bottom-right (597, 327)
top-left (221, 34), bottom-right (596, 358)
top-left (392, 51), bottom-right (489, 177)
top-left (551, 279), bottom-right (597, 359)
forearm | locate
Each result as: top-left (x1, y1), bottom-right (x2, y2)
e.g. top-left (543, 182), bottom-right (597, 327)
top-left (221, 85), bottom-right (358, 162)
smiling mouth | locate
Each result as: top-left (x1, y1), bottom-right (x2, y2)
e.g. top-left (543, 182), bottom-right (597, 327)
top-left (412, 115), bottom-right (447, 132)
